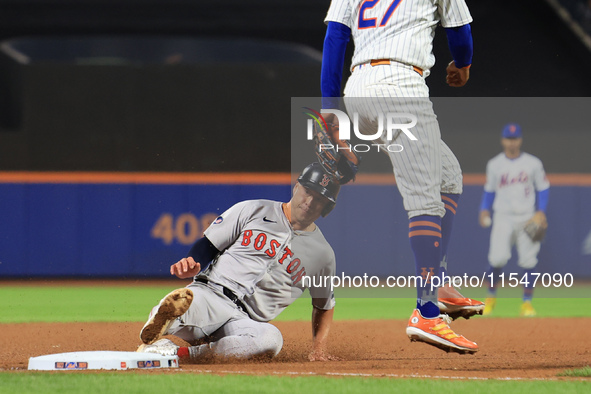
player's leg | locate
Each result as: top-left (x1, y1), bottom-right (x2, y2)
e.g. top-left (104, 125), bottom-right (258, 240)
top-left (380, 95), bottom-right (445, 319)
top-left (346, 66), bottom-right (477, 353)
top-left (381, 98), bottom-right (477, 353)
top-left (483, 214), bottom-right (514, 315)
top-left (436, 141), bottom-right (484, 319)
top-left (139, 315), bottom-right (283, 361)
top-left (439, 139), bottom-right (464, 275)
top-left (352, 72), bottom-right (481, 319)
top-left (397, 104), bottom-right (477, 354)
top-left (515, 226), bottom-right (541, 317)
top-left (139, 287), bottom-right (194, 344)
top-left (139, 282), bottom-right (237, 345)
top-left (344, 76), bottom-right (443, 313)
top-left (346, 80), bottom-right (440, 318)
top-left (185, 316), bottom-right (283, 360)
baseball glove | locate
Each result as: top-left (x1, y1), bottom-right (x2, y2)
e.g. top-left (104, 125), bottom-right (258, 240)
top-left (523, 211), bottom-right (548, 242)
top-left (312, 115), bottom-right (360, 185)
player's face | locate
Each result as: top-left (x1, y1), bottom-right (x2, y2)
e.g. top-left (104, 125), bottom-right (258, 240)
top-left (501, 137), bottom-right (522, 156)
top-left (291, 183), bottom-right (330, 226)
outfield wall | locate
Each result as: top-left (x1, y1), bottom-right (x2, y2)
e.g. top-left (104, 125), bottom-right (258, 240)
top-left (0, 173), bottom-right (590, 279)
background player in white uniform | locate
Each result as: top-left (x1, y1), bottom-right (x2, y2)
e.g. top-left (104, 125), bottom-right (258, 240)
top-left (479, 124), bottom-right (550, 317)
top-left (137, 163), bottom-right (341, 362)
top-left (321, 0), bottom-right (481, 354)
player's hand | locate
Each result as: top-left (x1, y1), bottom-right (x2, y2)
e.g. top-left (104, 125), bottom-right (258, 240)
top-left (446, 61), bottom-right (470, 87)
top-left (324, 113), bottom-right (359, 167)
top-left (170, 257), bottom-right (201, 279)
top-left (322, 112), bottom-right (337, 128)
top-left (479, 210), bottom-right (492, 228)
top-left (308, 349), bottom-right (342, 362)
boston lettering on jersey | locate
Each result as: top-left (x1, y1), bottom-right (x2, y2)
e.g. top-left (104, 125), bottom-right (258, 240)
top-left (241, 230), bottom-right (307, 285)
top-left (499, 171), bottom-right (529, 188)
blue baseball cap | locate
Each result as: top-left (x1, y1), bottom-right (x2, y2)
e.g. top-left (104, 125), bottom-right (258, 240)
top-left (502, 123), bottom-right (522, 138)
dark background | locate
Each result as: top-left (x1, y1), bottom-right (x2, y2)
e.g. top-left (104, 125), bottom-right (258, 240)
top-left (0, 0), bottom-right (590, 173)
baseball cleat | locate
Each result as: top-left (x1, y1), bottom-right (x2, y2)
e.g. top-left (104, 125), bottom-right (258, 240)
top-left (437, 283), bottom-right (485, 320)
top-left (483, 297), bottom-right (496, 316)
top-left (140, 288), bottom-right (194, 344)
top-left (520, 300), bottom-right (536, 317)
top-left (406, 309), bottom-right (478, 355)
top-left (137, 338), bottom-right (179, 356)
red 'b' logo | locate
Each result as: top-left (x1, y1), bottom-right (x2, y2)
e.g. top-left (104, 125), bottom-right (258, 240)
top-left (320, 174), bottom-right (330, 187)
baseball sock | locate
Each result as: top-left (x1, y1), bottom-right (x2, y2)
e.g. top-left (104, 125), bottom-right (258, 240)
top-left (487, 266), bottom-right (503, 297)
top-left (522, 269), bottom-right (535, 302)
top-left (175, 344), bottom-right (212, 360)
top-left (177, 346), bottom-right (190, 358)
top-left (409, 215), bottom-right (442, 318)
top-left (440, 193), bottom-right (460, 283)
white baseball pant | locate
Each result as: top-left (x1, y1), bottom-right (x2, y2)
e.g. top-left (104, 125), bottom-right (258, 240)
top-left (488, 212), bottom-right (540, 269)
top-left (155, 282), bottom-right (283, 359)
top-left (344, 62), bottom-right (462, 218)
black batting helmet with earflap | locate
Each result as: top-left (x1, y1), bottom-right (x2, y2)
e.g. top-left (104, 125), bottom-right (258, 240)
top-left (297, 162), bottom-right (340, 217)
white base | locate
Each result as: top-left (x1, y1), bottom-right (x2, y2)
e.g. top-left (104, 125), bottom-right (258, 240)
top-left (28, 351), bottom-right (179, 371)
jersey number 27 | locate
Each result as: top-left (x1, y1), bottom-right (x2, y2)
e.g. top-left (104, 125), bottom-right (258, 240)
top-left (359, 0), bottom-right (403, 29)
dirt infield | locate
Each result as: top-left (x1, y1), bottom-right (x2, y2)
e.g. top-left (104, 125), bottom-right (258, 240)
top-left (2, 317), bottom-right (589, 379)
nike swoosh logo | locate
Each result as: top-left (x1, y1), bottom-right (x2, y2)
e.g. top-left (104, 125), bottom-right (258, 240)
top-left (263, 217), bottom-right (276, 223)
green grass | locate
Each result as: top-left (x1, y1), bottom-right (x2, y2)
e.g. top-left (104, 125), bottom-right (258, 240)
top-left (558, 366), bottom-right (591, 378)
top-left (1, 285), bottom-right (590, 392)
top-left (1, 285), bottom-right (590, 323)
top-left (0, 372), bottom-right (590, 394)
top-left (0, 286), bottom-right (177, 323)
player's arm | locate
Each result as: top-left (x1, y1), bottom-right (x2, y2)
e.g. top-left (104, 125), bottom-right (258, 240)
top-left (321, 21), bottom-right (351, 110)
top-left (308, 248), bottom-right (338, 361)
top-left (318, 20), bottom-right (359, 182)
top-left (479, 161), bottom-right (496, 227)
top-left (530, 187), bottom-right (550, 227)
top-left (308, 305), bottom-right (341, 361)
top-left (534, 160), bottom-right (550, 214)
top-left (479, 191), bottom-right (495, 228)
top-left (536, 189), bottom-right (549, 213)
top-left (534, 175), bottom-right (550, 227)
top-left (445, 24), bottom-right (473, 87)
top-left (526, 167), bottom-right (550, 238)
top-left (170, 236), bottom-right (220, 279)
top-left (173, 201), bottom-right (256, 278)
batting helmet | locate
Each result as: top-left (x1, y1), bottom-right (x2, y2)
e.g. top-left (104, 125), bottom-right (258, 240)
top-left (297, 162), bottom-right (340, 217)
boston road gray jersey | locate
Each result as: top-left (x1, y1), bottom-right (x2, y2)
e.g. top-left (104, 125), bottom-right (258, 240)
top-left (243, 226), bottom-right (336, 322)
top-left (203, 200), bottom-right (291, 298)
top-left (202, 199), bottom-right (336, 321)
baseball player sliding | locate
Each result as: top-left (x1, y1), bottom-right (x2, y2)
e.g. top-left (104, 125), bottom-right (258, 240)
top-left (137, 163), bottom-right (341, 362)
top-left (479, 124), bottom-right (550, 317)
top-left (320, 0), bottom-right (482, 354)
